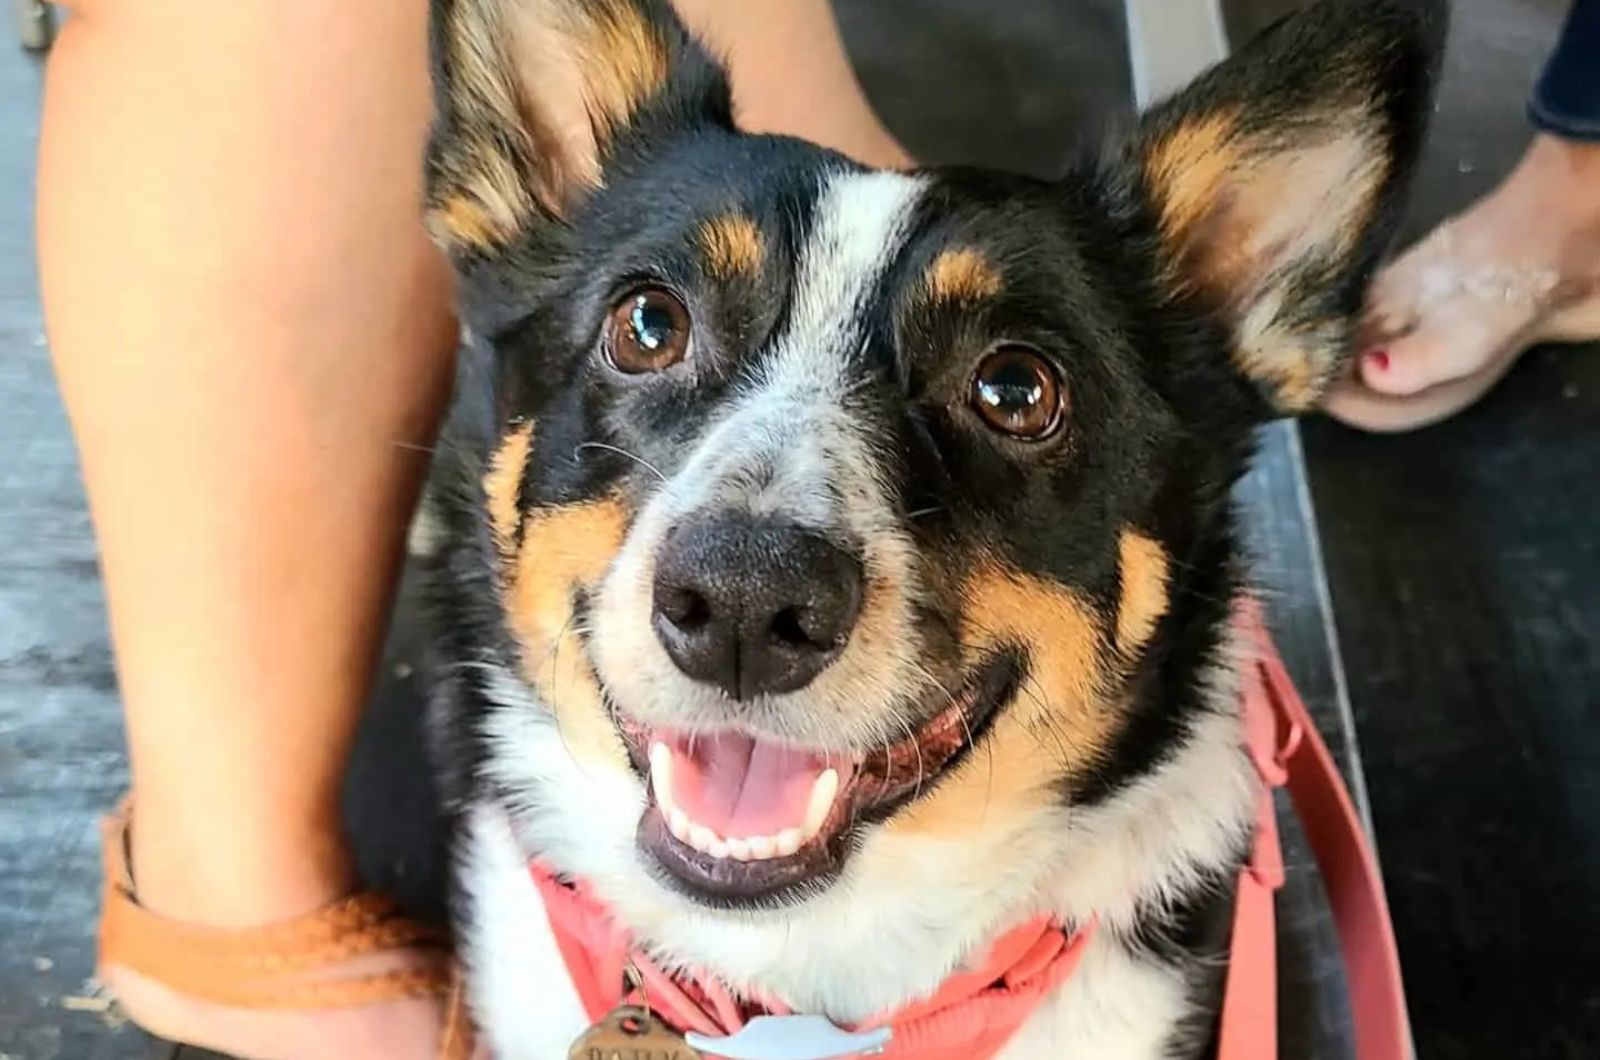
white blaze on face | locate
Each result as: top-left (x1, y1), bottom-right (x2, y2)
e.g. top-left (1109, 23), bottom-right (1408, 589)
top-left (659, 167), bottom-right (928, 523)
top-left (588, 168), bottom-right (930, 750)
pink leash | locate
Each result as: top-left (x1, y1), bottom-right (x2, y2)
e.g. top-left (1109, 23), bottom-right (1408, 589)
top-left (1224, 600), bottom-right (1412, 1059)
top-left (531, 601), bottom-right (1411, 1059)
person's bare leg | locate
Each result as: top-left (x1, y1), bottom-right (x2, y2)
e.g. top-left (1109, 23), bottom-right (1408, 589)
top-left (672, 0), bottom-right (913, 169)
top-left (41, 0), bottom-right (899, 1051)
top-left (39, 0), bottom-right (900, 917)
top-left (42, 0), bottom-right (897, 921)
top-left (40, 0), bottom-right (455, 1053)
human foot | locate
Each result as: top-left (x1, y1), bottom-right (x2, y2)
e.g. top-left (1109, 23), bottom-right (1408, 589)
top-left (98, 803), bottom-right (469, 1060)
top-left (1324, 133), bottom-right (1600, 432)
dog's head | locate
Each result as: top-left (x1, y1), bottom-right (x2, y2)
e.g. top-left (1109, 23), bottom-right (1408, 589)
top-left (426, 0), bottom-right (1439, 958)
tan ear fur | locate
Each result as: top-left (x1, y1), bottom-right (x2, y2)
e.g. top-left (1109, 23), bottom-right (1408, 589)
top-left (1143, 109), bottom-right (1388, 411)
top-left (425, 0), bottom-right (683, 254)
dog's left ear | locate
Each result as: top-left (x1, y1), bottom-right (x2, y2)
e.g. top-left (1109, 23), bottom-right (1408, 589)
top-left (1131, 0), bottom-right (1447, 414)
top-left (425, 0), bottom-right (731, 258)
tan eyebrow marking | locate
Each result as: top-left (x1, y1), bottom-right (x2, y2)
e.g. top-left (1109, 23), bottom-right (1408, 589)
top-left (696, 212), bottom-right (765, 279)
top-left (923, 246), bottom-right (1003, 306)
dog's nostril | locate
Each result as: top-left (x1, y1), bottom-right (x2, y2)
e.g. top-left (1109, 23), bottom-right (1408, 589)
top-left (659, 586), bottom-right (710, 629)
top-left (769, 606), bottom-right (813, 648)
top-left (769, 605), bottom-right (849, 652)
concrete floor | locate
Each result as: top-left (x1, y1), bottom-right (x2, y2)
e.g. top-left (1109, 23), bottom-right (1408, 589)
top-left (1, 2), bottom-right (1595, 1058)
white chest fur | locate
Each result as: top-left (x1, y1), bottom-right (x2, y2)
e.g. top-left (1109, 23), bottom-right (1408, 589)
top-left (460, 809), bottom-right (590, 1060)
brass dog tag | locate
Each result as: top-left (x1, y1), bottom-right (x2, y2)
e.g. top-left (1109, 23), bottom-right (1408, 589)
top-left (568, 1005), bottom-right (703, 1060)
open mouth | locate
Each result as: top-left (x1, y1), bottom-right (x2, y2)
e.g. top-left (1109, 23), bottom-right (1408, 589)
top-left (622, 651), bottom-right (1021, 905)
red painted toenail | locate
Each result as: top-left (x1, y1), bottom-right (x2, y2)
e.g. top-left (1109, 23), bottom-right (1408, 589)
top-left (1366, 350), bottom-right (1391, 373)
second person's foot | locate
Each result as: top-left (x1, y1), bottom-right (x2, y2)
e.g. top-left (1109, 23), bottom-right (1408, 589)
top-left (1323, 133), bottom-right (1600, 432)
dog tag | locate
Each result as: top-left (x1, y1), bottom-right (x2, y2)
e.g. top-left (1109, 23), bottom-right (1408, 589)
top-left (686, 1015), bottom-right (892, 1060)
top-left (569, 1005), bottom-right (703, 1060)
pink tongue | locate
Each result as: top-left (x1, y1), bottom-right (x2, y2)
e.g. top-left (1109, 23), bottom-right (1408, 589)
top-left (665, 731), bottom-right (829, 839)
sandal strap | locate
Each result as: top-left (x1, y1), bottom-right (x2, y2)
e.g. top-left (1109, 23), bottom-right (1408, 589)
top-left (99, 800), bottom-right (454, 1010)
top-left (1406, 219), bottom-right (1600, 315)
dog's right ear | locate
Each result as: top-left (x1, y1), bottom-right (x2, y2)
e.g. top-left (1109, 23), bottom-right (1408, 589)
top-left (424, 0), bottom-right (731, 257)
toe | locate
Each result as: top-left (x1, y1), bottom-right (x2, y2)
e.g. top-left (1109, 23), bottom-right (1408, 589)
top-left (1358, 323), bottom-right (1500, 397)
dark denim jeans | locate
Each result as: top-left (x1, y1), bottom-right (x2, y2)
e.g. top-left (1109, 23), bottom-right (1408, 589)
top-left (1530, 0), bottom-right (1600, 141)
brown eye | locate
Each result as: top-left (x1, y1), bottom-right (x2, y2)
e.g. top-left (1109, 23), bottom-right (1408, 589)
top-left (605, 287), bottom-right (691, 374)
top-left (969, 345), bottom-right (1065, 439)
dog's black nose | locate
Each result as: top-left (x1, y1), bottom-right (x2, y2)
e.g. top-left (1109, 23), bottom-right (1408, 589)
top-left (651, 518), bottom-right (863, 700)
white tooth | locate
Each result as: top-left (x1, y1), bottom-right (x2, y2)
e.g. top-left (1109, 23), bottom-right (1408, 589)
top-left (747, 835), bottom-right (777, 860)
top-left (706, 836), bottom-right (731, 859)
top-left (727, 838), bottom-right (753, 861)
top-left (803, 769), bottom-right (839, 838)
top-left (774, 829), bottom-right (803, 857)
top-left (649, 743), bottom-right (674, 807)
top-left (668, 807), bottom-right (692, 842)
top-left (689, 824), bottom-right (718, 854)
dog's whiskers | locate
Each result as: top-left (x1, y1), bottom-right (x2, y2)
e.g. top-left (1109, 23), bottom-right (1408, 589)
top-left (907, 659), bottom-right (984, 803)
top-left (530, 609), bottom-right (605, 782)
top-left (574, 440), bottom-right (667, 482)
top-left (886, 704), bottom-right (925, 801)
top-left (393, 440), bottom-right (438, 456)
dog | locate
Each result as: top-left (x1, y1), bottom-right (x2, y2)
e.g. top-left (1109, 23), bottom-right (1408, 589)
top-left (417, 0), bottom-right (1443, 1055)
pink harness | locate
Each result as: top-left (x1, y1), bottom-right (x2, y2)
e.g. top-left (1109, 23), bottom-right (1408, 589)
top-left (531, 601), bottom-right (1409, 1059)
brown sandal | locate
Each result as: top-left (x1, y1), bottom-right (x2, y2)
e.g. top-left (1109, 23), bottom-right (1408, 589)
top-left (98, 801), bottom-right (478, 1060)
